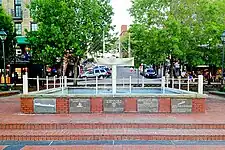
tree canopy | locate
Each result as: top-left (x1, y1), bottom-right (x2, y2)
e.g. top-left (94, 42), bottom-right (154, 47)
top-left (0, 7), bottom-right (15, 66)
top-left (26, 0), bottom-right (114, 66)
top-left (129, 0), bottom-right (225, 68)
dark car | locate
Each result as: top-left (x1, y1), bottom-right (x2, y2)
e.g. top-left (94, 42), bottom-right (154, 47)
top-left (145, 69), bottom-right (157, 78)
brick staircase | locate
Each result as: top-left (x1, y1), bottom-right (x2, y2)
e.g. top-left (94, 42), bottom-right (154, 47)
top-left (1, 116), bottom-right (225, 141)
top-left (1, 95), bottom-right (225, 141)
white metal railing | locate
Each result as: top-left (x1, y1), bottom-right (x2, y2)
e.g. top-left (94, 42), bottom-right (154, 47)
top-left (23, 74), bottom-right (204, 95)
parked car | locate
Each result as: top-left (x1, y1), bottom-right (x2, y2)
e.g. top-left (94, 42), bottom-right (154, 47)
top-left (145, 69), bottom-right (157, 78)
top-left (79, 69), bottom-right (109, 80)
top-left (93, 65), bottom-right (111, 76)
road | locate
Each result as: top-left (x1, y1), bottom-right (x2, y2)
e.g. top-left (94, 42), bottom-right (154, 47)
top-left (74, 66), bottom-right (161, 85)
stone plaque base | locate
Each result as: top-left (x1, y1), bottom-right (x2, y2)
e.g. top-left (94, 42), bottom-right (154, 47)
top-left (137, 98), bottom-right (158, 113)
top-left (34, 98), bottom-right (56, 114)
top-left (171, 99), bottom-right (192, 113)
top-left (104, 98), bottom-right (124, 113)
top-left (70, 99), bottom-right (90, 113)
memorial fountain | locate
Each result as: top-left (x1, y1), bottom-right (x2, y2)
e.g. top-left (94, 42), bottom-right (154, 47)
top-left (20, 57), bottom-right (207, 114)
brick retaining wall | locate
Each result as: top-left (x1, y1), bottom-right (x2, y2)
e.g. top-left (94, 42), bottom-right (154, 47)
top-left (20, 97), bottom-right (206, 114)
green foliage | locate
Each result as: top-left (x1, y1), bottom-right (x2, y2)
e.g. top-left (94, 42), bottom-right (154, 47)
top-left (129, 0), bottom-right (225, 67)
top-left (0, 7), bottom-right (16, 65)
top-left (26, 0), bottom-right (113, 65)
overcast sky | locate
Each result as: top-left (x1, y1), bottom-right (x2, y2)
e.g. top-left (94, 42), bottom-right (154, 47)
top-left (110, 0), bottom-right (132, 34)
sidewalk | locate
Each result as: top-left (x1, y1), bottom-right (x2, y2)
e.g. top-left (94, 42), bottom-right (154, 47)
top-left (0, 90), bottom-right (20, 97)
top-left (0, 95), bottom-right (225, 125)
top-left (209, 91), bottom-right (225, 97)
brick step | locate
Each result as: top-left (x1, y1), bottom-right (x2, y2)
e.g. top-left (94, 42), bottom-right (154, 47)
top-left (0, 123), bottom-right (225, 130)
top-left (21, 145), bottom-right (225, 150)
top-left (1, 129), bottom-right (225, 141)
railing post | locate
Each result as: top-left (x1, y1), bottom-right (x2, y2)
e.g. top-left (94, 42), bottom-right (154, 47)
top-left (129, 76), bottom-right (132, 93)
top-left (123, 77), bottom-right (125, 88)
top-left (37, 76), bottom-right (39, 91)
top-left (53, 76), bottom-right (56, 88)
top-left (96, 76), bottom-right (98, 95)
top-left (61, 76), bottom-right (64, 88)
top-left (23, 74), bottom-right (28, 94)
top-left (178, 76), bottom-right (181, 90)
top-left (142, 76), bottom-right (144, 87)
top-left (59, 76), bottom-right (61, 87)
top-left (198, 75), bottom-right (204, 94)
top-left (85, 77), bottom-right (87, 88)
top-left (161, 76), bottom-right (165, 94)
top-left (64, 76), bottom-right (67, 88)
top-left (46, 76), bottom-right (48, 89)
top-left (61, 76), bottom-right (64, 93)
top-left (166, 76), bottom-right (169, 87)
top-left (187, 77), bottom-right (190, 91)
top-left (172, 76), bottom-right (174, 88)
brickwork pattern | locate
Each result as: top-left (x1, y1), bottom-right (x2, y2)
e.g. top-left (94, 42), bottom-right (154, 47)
top-left (56, 98), bottom-right (69, 114)
top-left (1, 123), bottom-right (225, 130)
top-left (159, 98), bottom-right (171, 113)
top-left (1, 128), bottom-right (225, 141)
top-left (21, 145), bottom-right (225, 150)
top-left (20, 97), bottom-right (34, 114)
top-left (20, 97), bottom-right (206, 114)
top-left (192, 98), bottom-right (206, 113)
top-left (124, 98), bottom-right (137, 112)
top-left (90, 97), bottom-right (103, 113)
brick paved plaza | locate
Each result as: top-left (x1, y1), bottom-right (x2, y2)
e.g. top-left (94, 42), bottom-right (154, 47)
top-left (0, 94), bottom-right (225, 149)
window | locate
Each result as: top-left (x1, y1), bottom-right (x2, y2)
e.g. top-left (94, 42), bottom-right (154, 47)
top-left (15, 0), bottom-right (21, 5)
top-left (0, 0), bottom-right (2, 6)
top-left (100, 70), bottom-right (105, 73)
top-left (31, 23), bottom-right (38, 31)
top-left (15, 23), bottom-right (22, 35)
top-left (95, 70), bottom-right (100, 73)
top-left (14, 0), bottom-right (22, 18)
top-left (15, 5), bottom-right (22, 17)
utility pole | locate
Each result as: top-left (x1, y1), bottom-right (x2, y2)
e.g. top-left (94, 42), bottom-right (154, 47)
top-left (103, 30), bottom-right (105, 58)
top-left (128, 33), bottom-right (131, 58)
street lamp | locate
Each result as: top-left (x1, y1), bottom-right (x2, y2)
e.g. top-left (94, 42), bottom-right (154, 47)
top-left (221, 31), bottom-right (225, 86)
top-left (0, 29), bottom-right (7, 90)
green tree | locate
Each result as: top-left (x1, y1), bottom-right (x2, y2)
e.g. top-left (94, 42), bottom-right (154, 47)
top-left (26, 0), bottom-right (113, 84)
top-left (0, 7), bottom-right (15, 67)
top-left (129, 0), bottom-right (225, 71)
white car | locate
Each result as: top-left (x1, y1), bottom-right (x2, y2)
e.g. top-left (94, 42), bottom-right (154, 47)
top-left (80, 69), bottom-right (109, 80)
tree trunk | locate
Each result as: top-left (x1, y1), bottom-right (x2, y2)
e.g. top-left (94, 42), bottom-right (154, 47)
top-left (43, 65), bottom-right (46, 77)
top-left (63, 55), bottom-right (69, 77)
top-left (73, 58), bottom-right (79, 86)
top-left (208, 65), bottom-right (211, 85)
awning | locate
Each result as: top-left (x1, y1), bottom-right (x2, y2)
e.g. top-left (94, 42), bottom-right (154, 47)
top-left (196, 65), bottom-right (209, 68)
top-left (16, 36), bottom-right (29, 45)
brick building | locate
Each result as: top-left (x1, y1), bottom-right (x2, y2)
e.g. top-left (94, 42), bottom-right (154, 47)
top-left (0, 0), bottom-right (37, 81)
top-left (120, 25), bottom-right (127, 36)
top-left (1, 0), bottom-right (37, 41)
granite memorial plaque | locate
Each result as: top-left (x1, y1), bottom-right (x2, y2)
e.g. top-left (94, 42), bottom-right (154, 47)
top-left (171, 99), bottom-right (192, 113)
top-left (69, 99), bottom-right (90, 113)
top-left (137, 98), bottom-right (158, 113)
top-left (34, 98), bottom-right (56, 113)
top-left (104, 98), bottom-right (124, 113)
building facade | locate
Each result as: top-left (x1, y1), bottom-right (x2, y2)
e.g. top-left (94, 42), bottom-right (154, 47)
top-left (1, 0), bottom-right (37, 36)
top-left (0, 0), bottom-right (37, 81)
top-left (120, 25), bottom-right (127, 36)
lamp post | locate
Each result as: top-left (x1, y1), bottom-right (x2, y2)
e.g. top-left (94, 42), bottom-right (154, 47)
top-left (0, 29), bottom-right (7, 90)
top-left (221, 31), bottom-right (225, 86)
